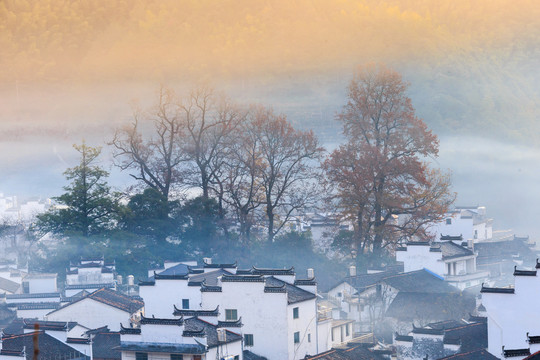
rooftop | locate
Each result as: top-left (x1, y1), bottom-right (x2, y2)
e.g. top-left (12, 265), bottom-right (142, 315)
top-left (265, 276), bottom-right (316, 304)
top-left (1, 331), bottom-right (89, 360)
top-left (48, 288), bottom-right (143, 315)
top-left (184, 317), bottom-right (242, 348)
top-left (118, 341), bottom-right (206, 354)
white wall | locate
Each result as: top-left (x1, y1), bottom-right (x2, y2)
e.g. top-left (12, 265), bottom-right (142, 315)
top-left (396, 245), bottom-right (445, 276)
top-left (483, 275), bottom-right (540, 357)
top-left (287, 300), bottom-right (318, 360)
top-left (140, 279), bottom-right (201, 318)
top-left (28, 276), bottom-right (57, 293)
top-left (46, 298), bottom-right (131, 331)
top-left (202, 281), bottom-right (290, 360)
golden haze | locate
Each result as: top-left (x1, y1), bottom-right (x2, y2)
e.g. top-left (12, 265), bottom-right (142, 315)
top-left (1, 0), bottom-right (540, 83)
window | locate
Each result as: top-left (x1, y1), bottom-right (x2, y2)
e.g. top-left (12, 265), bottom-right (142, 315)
top-left (171, 355), bottom-right (183, 360)
top-left (182, 299), bottom-right (189, 309)
top-left (294, 331), bottom-right (300, 344)
top-left (234, 356), bottom-right (240, 360)
top-left (331, 329), bottom-right (334, 341)
top-left (135, 353), bottom-right (148, 360)
top-left (293, 307), bottom-right (299, 319)
top-left (193, 356), bottom-right (202, 360)
top-left (244, 334), bottom-right (254, 346)
top-left (308, 333), bottom-right (311, 343)
top-left (446, 218), bottom-right (452, 225)
top-left (346, 323), bottom-right (350, 336)
top-left (225, 309), bottom-right (238, 321)
top-left (337, 292), bottom-right (342, 297)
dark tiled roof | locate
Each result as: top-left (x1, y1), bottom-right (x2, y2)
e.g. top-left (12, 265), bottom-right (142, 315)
top-left (265, 276), bottom-right (316, 304)
top-left (382, 269), bottom-right (458, 293)
top-left (152, 263), bottom-right (190, 279)
top-left (480, 285), bottom-right (515, 294)
top-left (385, 292), bottom-right (475, 322)
top-left (218, 317), bottom-right (243, 328)
top-left (65, 283), bottom-right (115, 290)
top-left (0, 277), bottom-right (20, 293)
top-left (394, 333), bottom-right (413, 342)
top-left (67, 337), bottom-right (91, 344)
top-left (173, 305), bottom-right (219, 317)
top-left (7, 292), bottom-right (60, 299)
top-left (184, 317), bottom-right (242, 348)
top-left (294, 279), bottom-right (317, 286)
top-left (154, 272), bottom-right (189, 280)
top-left (438, 349), bottom-right (499, 359)
top-left (93, 331), bottom-right (121, 360)
top-left (203, 260), bottom-right (237, 269)
top-left (514, 267), bottom-right (537, 276)
top-left (119, 324), bottom-right (141, 335)
top-left (189, 269), bottom-right (231, 286)
top-left (251, 266), bottom-right (295, 276)
top-left (49, 288), bottom-right (143, 315)
top-left (23, 319), bottom-right (77, 331)
top-left (9, 302), bottom-right (60, 310)
top-left (503, 348), bottom-right (531, 357)
top-left (1, 331), bottom-right (90, 360)
top-left (529, 333), bottom-right (540, 344)
top-left (431, 241), bottom-right (474, 260)
top-left (328, 270), bottom-right (397, 293)
top-left (200, 284), bottom-right (222, 292)
top-left (440, 235), bottom-right (464, 241)
top-left (221, 274), bottom-right (265, 282)
top-left (243, 350), bottom-right (269, 360)
top-left (140, 315), bottom-right (184, 325)
top-left (118, 341), bottom-right (206, 354)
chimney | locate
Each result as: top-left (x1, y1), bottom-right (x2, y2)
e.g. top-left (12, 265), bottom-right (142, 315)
top-left (467, 239), bottom-right (474, 251)
top-left (116, 275), bottom-right (123, 285)
top-left (127, 275), bottom-right (134, 286)
top-left (307, 268), bottom-right (314, 279)
top-left (349, 265), bottom-right (357, 277)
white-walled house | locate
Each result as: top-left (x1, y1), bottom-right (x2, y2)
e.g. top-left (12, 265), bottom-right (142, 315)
top-left (481, 263), bottom-right (540, 359)
top-left (396, 240), bottom-right (489, 290)
top-left (119, 315), bottom-right (243, 360)
top-left (46, 288), bottom-right (143, 331)
top-left (65, 258), bottom-right (116, 297)
top-left (139, 260), bottom-right (326, 360)
top-left (428, 206), bottom-right (493, 242)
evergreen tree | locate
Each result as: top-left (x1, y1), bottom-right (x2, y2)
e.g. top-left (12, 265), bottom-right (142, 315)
top-left (36, 143), bottom-right (118, 238)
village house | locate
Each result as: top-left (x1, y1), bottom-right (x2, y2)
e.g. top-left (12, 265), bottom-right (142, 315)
top-left (45, 288), bottom-right (143, 332)
top-left (119, 314), bottom-right (243, 360)
top-left (65, 257), bottom-right (116, 297)
top-left (139, 259), bottom-right (326, 360)
top-left (394, 317), bottom-right (492, 360)
top-left (396, 239), bottom-right (489, 290)
top-left (428, 206), bottom-right (493, 242)
top-left (481, 262), bottom-right (540, 359)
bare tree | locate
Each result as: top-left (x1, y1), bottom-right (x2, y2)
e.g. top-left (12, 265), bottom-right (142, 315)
top-left (180, 87), bottom-right (245, 201)
top-left (222, 111), bottom-right (264, 243)
top-left (110, 87), bottom-right (185, 199)
top-left (250, 107), bottom-right (324, 242)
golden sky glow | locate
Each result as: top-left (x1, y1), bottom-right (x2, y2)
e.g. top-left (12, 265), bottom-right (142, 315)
top-left (1, 0), bottom-right (539, 83)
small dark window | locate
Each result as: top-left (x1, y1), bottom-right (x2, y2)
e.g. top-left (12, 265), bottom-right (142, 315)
top-left (331, 329), bottom-right (334, 341)
top-left (226, 309), bottom-right (238, 321)
top-left (446, 218), bottom-right (452, 225)
top-left (293, 307), bottom-right (299, 319)
top-left (337, 292), bottom-right (342, 297)
top-left (294, 331), bottom-right (300, 344)
top-left (346, 323), bottom-right (350, 336)
top-left (171, 355), bottom-right (183, 360)
top-left (182, 299), bottom-right (189, 309)
top-left (135, 353), bottom-right (148, 360)
top-left (308, 333), bottom-right (311, 342)
top-left (244, 334), bottom-right (254, 346)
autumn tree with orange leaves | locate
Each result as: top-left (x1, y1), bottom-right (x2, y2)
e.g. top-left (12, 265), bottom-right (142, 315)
top-left (324, 64), bottom-right (455, 262)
